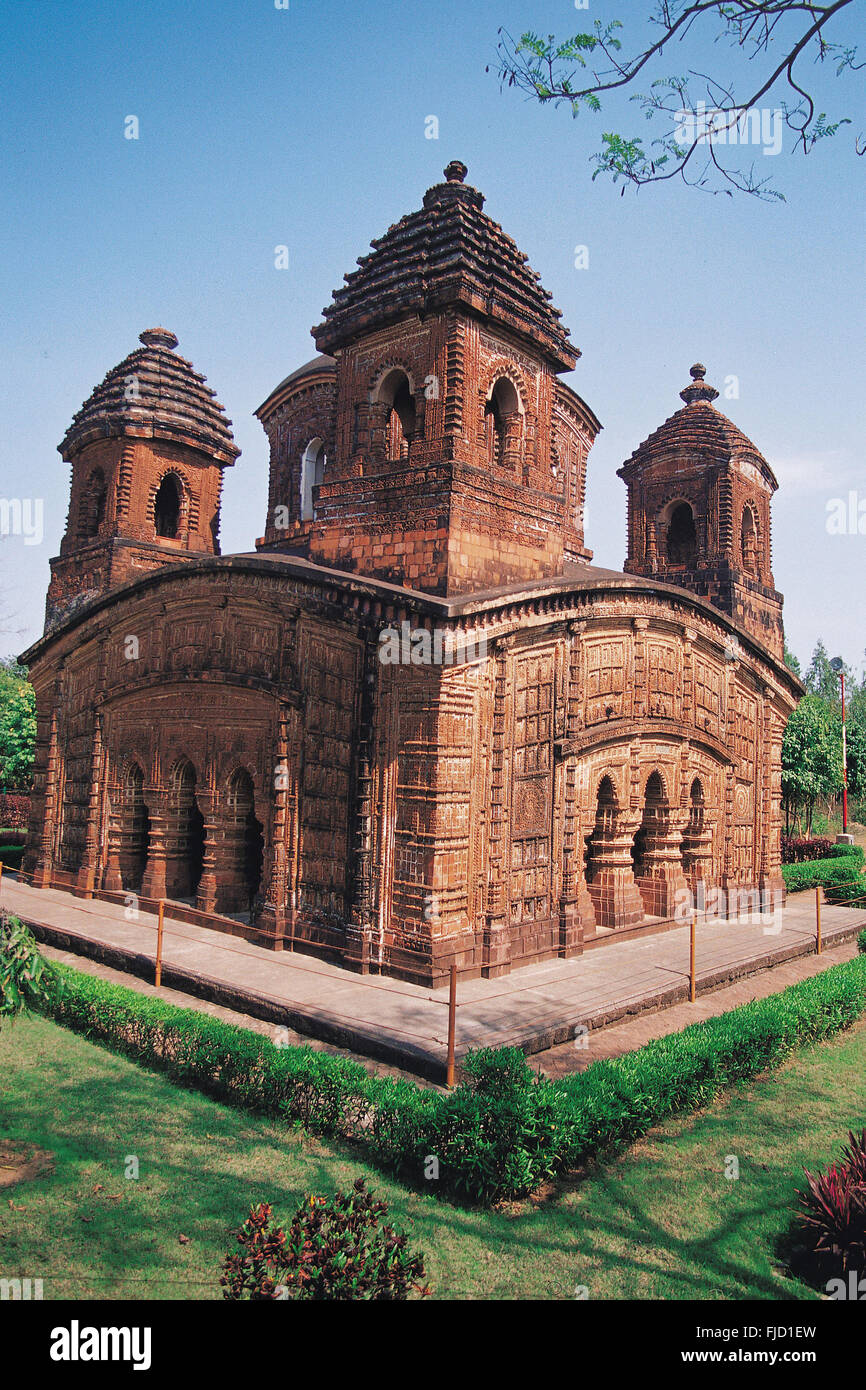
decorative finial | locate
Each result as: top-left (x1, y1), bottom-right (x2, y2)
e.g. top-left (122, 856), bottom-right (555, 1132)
top-left (423, 160), bottom-right (483, 210)
top-left (680, 361), bottom-right (719, 405)
top-left (139, 327), bottom-right (179, 351)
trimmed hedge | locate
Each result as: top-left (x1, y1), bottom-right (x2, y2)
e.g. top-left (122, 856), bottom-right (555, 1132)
top-left (782, 854), bottom-right (866, 899)
top-left (35, 949), bottom-right (866, 1205)
top-left (0, 845), bottom-right (25, 871)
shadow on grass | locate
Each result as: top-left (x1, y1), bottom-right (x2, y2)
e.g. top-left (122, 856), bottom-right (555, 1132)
top-left (4, 1011), bottom-right (862, 1300)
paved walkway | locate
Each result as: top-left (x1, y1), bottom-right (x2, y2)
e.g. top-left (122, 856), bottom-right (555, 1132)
top-left (3, 878), bottom-right (864, 1082)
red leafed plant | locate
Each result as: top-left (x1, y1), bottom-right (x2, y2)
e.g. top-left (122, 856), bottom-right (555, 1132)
top-left (797, 1131), bottom-right (866, 1273)
top-left (220, 1178), bottom-right (430, 1301)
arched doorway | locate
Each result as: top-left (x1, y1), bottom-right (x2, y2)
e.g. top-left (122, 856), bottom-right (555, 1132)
top-left (584, 776), bottom-right (644, 929)
top-left (220, 769), bottom-right (264, 916)
top-left (632, 771), bottom-right (689, 918)
top-left (119, 762), bottom-right (149, 891)
top-left (681, 777), bottom-right (715, 903)
top-left (166, 759), bottom-right (204, 900)
top-left (375, 368), bottom-right (416, 462)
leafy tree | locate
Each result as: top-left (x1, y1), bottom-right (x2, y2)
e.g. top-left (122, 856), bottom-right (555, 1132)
top-left (495, 2), bottom-right (863, 200)
top-left (0, 659), bottom-right (36, 791)
top-left (803, 638), bottom-right (847, 702)
top-left (846, 717), bottom-right (866, 802)
top-left (781, 692), bottom-right (843, 834)
top-left (784, 642), bottom-right (802, 678)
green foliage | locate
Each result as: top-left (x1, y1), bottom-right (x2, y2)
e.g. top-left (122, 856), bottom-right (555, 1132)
top-left (496, 5), bottom-right (860, 200)
top-left (0, 661), bottom-right (35, 792)
top-left (858, 929), bottom-right (866, 955)
top-left (553, 962), bottom-right (866, 1169)
top-left (220, 1179), bottom-right (429, 1301)
top-left (784, 643), bottom-right (802, 679)
top-left (781, 855), bottom-right (866, 898)
top-left (782, 692), bottom-right (843, 835)
top-left (37, 952), bottom-right (866, 1205)
top-left (0, 913), bottom-right (52, 1023)
top-left (0, 845), bottom-right (25, 871)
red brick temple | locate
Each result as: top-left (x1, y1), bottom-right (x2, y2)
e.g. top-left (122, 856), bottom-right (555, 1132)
top-left (21, 162), bottom-right (801, 984)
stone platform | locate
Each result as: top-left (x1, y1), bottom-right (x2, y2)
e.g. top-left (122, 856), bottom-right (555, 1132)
top-left (3, 878), bottom-right (864, 1083)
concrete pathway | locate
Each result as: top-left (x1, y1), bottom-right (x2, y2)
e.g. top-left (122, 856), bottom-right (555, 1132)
top-left (3, 878), bottom-right (864, 1082)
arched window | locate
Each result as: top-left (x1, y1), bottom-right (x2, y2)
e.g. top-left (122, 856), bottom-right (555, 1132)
top-left (687, 778), bottom-right (705, 836)
top-left (386, 377), bottom-right (415, 461)
top-left (485, 377), bottom-right (520, 467)
top-left (300, 439), bottom-right (326, 521)
top-left (666, 502), bottom-right (697, 566)
top-left (81, 468), bottom-right (107, 539)
top-left (154, 473), bottom-right (182, 539)
top-left (741, 505), bottom-right (759, 576)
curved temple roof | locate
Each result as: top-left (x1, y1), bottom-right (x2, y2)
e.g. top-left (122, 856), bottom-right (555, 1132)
top-left (59, 327), bottom-right (239, 466)
top-left (313, 161), bottom-right (578, 372)
top-left (619, 364), bottom-right (778, 490)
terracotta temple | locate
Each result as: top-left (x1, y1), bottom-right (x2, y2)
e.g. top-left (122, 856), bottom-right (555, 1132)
top-left (21, 162), bottom-right (801, 984)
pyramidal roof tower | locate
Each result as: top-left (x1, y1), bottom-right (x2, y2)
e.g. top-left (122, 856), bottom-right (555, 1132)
top-left (46, 328), bottom-right (238, 631)
top-left (256, 162), bottom-right (600, 595)
top-left (618, 364), bottom-right (783, 657)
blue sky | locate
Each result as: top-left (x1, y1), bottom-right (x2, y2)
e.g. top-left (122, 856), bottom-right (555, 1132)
top-left (2, 0), bottom-right (864, 670)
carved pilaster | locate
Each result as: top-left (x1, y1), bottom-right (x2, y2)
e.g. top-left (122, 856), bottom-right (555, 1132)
top-left (257, 704), bottom-right (293, 945)
top-left (75, 710), bottom-right (104, 897)
top-left (33, 707), bottom-right (60, 889)
top-left (140, 788), bottom-right (169, 901)
top-left (195, 788), bottom-right (219, 915)
top-left (344, 640), bottom-right (379, 973)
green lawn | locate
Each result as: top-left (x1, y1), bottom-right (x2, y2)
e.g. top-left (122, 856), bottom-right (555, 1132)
top-left (1, 1011), bottom-right (864, 1300)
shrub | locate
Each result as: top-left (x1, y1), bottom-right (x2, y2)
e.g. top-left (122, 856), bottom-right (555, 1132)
top-left (782, 855), bottom-right (866, 897)
top-left (41, 960), bottom-right (378, 1135)
top-left (220, 1178), bottom-right (429, 1300)
top-left (858, 929), bottom-right (866, 955)
top-left (797, 1132), bottom-right (866, 1274)
top-left (782, 836), bottom-right (835, 863)
top-left (0, 913), bottom-right (52, 1023)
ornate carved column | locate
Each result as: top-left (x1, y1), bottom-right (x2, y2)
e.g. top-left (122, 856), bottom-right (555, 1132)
top-left (633, 804), bottom-right (690, 919)
top-left (586, 801), bottom-right (645, 929)
top-left (140, 787), bottom-right (169, 901)
top-left (681, 807), bottom-right (717, 904)
top-left (75, 710), bottom-right (104, 897)
top-left (367, 402), bottom-right (391, 464)
top-left (102, 767), bottom-right (124, 894)
top-left (558, 786), bottom-right (595, 953)
top-left (342, 637), bottom-right (379, 972)
top-left (481, 635), bottom-right (513, 977)
top-left (195, 787), bottom-right (219, 915)
top-left (33, 707), bottom-right (60, 889)
top-left (257, 704), bottom-right (294, 946)
top-left (632, 617), bottom-right (649, 721)
top-left (760, 688), bottom-right (786, 908)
